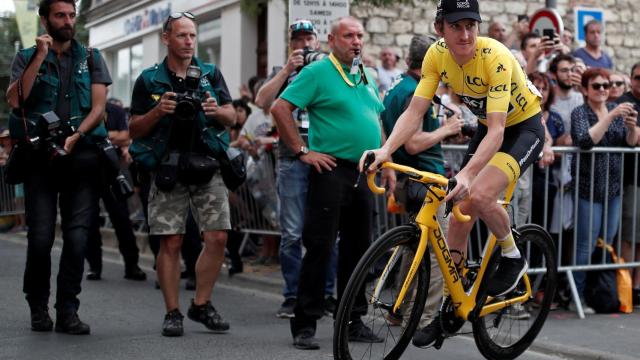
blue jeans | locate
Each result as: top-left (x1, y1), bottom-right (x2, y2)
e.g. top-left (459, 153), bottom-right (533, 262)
top-left (277, 158), bottom-right (337, 299)
top-left (574, 195), bottom-right (621, 295)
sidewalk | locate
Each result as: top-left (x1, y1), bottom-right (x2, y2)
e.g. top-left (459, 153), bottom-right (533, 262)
top-left (2, 229), bottom-right (638, 360)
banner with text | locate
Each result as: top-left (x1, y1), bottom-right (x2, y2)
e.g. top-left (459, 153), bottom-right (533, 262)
top-left (289, 0), bottom-right (349, 42)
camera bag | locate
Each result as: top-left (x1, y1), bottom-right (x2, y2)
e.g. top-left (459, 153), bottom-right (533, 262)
top-left (179, 152), bottom-right (219, 185)
top-left (218, 146), bottom-right (246, 191)
top-left (155, 151), bottom-right (180, 191)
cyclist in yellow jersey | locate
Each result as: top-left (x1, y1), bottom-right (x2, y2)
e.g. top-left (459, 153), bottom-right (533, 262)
top-left (361, 0), bottom-right (547, 347)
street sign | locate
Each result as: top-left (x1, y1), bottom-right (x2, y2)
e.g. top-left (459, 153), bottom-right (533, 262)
top-left (529, 8), bottom-right (564, 38)
top-left (289, 0), bottom-right (349, 42)
top-left (574, 7), bottom-right (604, 46)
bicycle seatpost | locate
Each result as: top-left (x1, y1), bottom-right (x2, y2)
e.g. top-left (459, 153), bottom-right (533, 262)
top-left (445, 177), bottom-right (457, 216)
top-left (355, 151), bottom-right (376, 188)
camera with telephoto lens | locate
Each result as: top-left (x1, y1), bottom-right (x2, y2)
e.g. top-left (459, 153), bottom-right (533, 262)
top-left (97, 139), bottom-right (134, 199)
top-left (301, 46), bottom-right (327, 67)
top-left (173, 65), bottom-right (203, 122)
top-left (29, 111), bottom-right (72, 158)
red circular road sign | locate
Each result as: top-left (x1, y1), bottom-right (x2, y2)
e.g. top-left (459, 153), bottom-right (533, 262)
top-left (529, 8), bottom-right (564, 36)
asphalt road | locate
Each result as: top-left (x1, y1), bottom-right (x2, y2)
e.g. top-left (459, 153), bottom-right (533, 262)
top-left (0, 238), bottom-right (566, 360)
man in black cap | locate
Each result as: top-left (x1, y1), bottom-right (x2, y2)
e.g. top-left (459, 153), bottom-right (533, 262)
top-left (362, 0), bottom-right (549, 347)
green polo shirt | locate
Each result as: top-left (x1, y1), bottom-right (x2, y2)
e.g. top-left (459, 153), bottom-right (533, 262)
top-left (280, 56), bottom-right (384, 163)
top-left (381, 72), bottom-right (445, 175)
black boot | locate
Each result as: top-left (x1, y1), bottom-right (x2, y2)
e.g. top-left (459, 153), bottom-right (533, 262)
top-left (124, 264), bottom-right (147, 281)
top-left (55, 312), bottom-right (90, 335)
top-left (30, 305), bottom-right (53, 332)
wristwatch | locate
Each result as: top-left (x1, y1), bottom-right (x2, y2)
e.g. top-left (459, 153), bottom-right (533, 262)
top-left (295, 145), bottom-right (309, 158)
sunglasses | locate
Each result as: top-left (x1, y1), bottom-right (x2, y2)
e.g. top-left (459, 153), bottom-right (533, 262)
top-left (611, 81), bottom-right (625, 87)
top-left (633, 75), bottom-right (640, 81)
top-left (590, 82), bottom-right (610, 91)
top-left (163, 12), bottom-right (195, 32)
top-left (290, 20), bottom-right (315, 33)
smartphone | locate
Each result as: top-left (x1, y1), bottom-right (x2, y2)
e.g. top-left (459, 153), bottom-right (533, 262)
top-left (543, 28), bottom-right (556, 41)
top-left (517, 14), bottom-right (529, 23)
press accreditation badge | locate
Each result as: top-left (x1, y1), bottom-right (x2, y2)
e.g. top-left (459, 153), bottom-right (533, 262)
top-left (350, 57), bottom-right (361, 75)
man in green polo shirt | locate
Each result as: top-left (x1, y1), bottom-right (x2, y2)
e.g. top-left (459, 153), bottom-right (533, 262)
top-left (271, 16), bottom-right (395, 350)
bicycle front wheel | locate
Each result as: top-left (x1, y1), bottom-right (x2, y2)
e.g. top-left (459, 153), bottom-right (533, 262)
top-left (472, 224), bottom-right (558, 360)
top-left (333, 224), bottom-right (430, 360)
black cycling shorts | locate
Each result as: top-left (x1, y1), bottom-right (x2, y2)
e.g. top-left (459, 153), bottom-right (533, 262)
top-left (460, 112), bottom-right (544, 184)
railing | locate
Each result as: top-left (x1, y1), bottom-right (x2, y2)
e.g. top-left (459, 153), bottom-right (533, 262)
top-left (2, 145), bottom-right (640, 319)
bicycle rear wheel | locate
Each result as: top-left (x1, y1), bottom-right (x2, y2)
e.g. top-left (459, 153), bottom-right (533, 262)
top-left (472, 224), bottom-right (558, 360)
top-left (333, 224), bottom-right (430, 360)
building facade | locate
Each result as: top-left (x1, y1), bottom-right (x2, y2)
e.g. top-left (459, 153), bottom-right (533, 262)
top-left (85, 0), bottom-right (287, 105)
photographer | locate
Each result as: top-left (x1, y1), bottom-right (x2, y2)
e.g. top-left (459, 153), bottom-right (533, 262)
top-left (128, 12), bottom-right (236, 337)
top-left (85, 98), bottom-right (145, 282)
top-left (5, 0), bottom-right (111, 335)
top-left (255, 19), bottom-right (338, 319)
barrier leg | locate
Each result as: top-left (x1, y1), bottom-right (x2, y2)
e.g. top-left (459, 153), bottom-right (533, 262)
top-left (565, 270), bottom-right (585, 319)
top-left (238, 232), bottom-right (251, 257)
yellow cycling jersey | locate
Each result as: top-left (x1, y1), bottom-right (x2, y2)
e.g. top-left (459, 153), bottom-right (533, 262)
top-left (415, 37), bottom-right (541, 127)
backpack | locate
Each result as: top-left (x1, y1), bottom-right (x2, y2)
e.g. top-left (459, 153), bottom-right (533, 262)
top-left (584, 239), bottom-right (620, 313)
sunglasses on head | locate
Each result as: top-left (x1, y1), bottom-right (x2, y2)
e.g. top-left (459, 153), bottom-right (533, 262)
top-left (290, 20), bottom-right (315, 33)
top-left (163, 11), bottom-right (195, 32)
top-left (590, 82), bottom-right (610, 90)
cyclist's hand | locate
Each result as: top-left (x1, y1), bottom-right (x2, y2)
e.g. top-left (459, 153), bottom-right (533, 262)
top-left (539, 142), bottom-right (554, 168)
top-left (380, 167), bottom-right (397, 194)
top-left (359, 148), bottom-right (390, 173)
top-left (299, 150), bottom-right (337, 173)
top-left (444, 172), bottom-right (470, 204)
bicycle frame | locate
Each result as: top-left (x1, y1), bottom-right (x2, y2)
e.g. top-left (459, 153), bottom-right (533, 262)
top-left (368, 162), bottom-right (532, 321)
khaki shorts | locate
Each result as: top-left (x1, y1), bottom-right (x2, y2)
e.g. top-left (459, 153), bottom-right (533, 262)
top-left (148, 173), bottom-right (231, 235)
top-left (622, 185), bottom-right (640, 244)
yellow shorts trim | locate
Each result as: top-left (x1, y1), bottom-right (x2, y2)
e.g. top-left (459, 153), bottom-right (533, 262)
top-left (487, 152), bottom-right (520, 184)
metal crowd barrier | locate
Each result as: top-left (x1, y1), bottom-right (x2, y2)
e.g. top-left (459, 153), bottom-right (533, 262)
top-left (0, 166), bottom-right (24, 216)
top-left (3, 145), bottom-right (640, 319)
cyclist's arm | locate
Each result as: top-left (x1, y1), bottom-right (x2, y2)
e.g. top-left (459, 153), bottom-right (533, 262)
top-left (458, 112), bottom-right (506, 178)
top-left (381, 96), bottom-right (432, 156)
top-left (405, 107), bottom-right (461, 155)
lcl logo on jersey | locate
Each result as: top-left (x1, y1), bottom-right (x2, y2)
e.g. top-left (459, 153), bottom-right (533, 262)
top-left (466, 76), bottom-right (487, 87)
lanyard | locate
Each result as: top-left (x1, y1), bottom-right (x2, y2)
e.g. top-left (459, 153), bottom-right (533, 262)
top-left (329, 52), bottom-right (359, 87)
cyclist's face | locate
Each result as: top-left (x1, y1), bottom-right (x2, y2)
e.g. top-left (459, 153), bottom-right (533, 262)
top-left (439, 19), bottom-right (478, 59)
top-left (328, 18), bottom-right (364, 64)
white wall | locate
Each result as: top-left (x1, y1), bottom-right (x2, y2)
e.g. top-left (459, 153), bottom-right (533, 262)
top-left (221, 2), bottom-right (258, 99)
top-left (267, 0), bottom-right (287, 71)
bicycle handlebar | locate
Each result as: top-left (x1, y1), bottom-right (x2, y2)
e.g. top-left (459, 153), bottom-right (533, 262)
top-left (364, 158), bottom-right (471, 223)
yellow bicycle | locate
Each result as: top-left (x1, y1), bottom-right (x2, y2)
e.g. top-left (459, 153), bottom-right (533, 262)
top-left (333, 156), bottom-right (557, 360)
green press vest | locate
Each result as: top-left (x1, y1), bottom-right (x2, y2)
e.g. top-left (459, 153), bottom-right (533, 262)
top-left (129, 57), bottom-right (230, 171)
top-left (8, 40), bottom-right (107, 142)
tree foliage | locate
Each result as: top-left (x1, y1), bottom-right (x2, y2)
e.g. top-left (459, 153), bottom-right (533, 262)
top-left (0, 15), bottom-right (20, 126)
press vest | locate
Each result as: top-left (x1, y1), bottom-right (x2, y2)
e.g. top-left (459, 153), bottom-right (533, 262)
top-left (8, 40), bottom-right (107, 142)
top-left (129, 57), bottom-right (229, 171)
